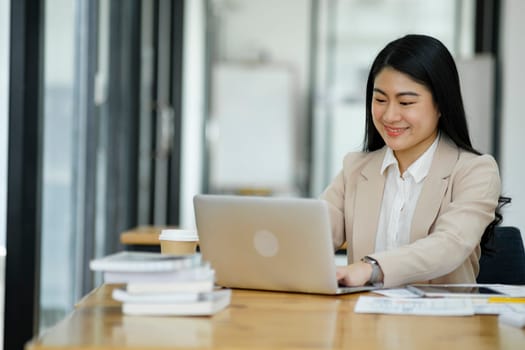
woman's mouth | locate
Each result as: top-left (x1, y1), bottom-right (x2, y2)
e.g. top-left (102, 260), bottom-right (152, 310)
top-left (384, 125), bottom-right (408, 137)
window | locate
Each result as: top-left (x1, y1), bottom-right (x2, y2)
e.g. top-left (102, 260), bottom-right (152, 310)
top-left (311, 0), bottom-right (475, 194)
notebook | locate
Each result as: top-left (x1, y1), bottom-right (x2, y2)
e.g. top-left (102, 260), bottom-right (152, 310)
top-left (193, 194), bottom-right (377, 295)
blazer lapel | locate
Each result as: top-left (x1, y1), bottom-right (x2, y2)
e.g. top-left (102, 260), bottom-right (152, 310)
top-left (353, 149), bottom-right (386, 258)
top-left (410, 136), bottom-right (459, 241)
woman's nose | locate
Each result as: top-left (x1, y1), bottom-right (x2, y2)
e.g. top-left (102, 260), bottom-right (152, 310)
top-left (382, 103), bottom-right (402, 122)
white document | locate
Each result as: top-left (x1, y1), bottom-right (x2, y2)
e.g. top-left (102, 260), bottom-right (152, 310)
top-left (372, 288), bottom-right (420, 298)
top-left (354, 296), bottom-right (475, 316)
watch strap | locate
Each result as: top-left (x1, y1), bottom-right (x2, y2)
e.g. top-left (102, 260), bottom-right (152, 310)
top-left (361, 256), bottom-right (383, 285)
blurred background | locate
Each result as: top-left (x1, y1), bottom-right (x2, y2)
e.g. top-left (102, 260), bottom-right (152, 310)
top-left (1, 0), bottom-right (524, 348)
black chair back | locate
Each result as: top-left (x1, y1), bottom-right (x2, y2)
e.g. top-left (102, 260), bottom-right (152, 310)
top-left (477, 226), bottom-right (525, 285)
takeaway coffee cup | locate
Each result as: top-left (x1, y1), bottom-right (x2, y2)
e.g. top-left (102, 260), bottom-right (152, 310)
top-left (159, 229), bottom-right (199, 255)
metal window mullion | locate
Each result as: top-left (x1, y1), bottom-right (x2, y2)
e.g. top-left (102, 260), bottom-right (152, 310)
top-left (153, 0), bottom-right (173, 225)
top-left (5, 0), bottom-right (44, 348)
top-left (137, 0), bottom-right (156, 225)
top-left (475, 0), bottom-right (501, 159)
top-left (71, 0), bottom-right (98, 299)
top-left (117, 0), bottom-right (140, 241)
top-left (103, 0), bottom-right (141, 254)
top-left (305, 0), bottom-right (319, 196)
top-left (167, 0), bottom-right (185, 225)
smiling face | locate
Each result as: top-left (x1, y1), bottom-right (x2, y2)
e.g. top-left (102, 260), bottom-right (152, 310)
top-left (371, 67), bottom-right (440, 172)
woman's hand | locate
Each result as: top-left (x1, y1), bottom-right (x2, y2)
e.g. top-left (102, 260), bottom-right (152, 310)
top-left (336, 261), bottom-right (373, 287)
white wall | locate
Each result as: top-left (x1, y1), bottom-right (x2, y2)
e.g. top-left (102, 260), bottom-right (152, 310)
top-left (500, 0), bottom-right (525, 242)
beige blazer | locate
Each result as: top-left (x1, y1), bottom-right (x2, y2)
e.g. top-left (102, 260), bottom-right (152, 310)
top-left (321, 136), bottom-right (501, 288)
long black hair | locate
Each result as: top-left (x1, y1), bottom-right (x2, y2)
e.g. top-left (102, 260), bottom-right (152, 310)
top-left (363, 34), bottom-right (509, 253)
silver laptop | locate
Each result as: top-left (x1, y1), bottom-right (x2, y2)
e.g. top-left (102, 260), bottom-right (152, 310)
top-left (193, 194), bottom-right (377, 295)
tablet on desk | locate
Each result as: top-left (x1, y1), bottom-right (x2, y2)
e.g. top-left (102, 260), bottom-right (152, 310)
top-left (407, 284), bottom-right (504, 298)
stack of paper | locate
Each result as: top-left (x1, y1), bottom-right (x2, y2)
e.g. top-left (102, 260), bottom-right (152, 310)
top-left (90, 251), bottom-right (231, 316)
top-left (355, 296), bottom-right (475, 316)
top-left (363, 285), bottom-right (525, 321)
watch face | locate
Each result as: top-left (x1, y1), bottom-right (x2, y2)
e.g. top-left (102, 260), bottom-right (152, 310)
top-left (362, 256), bottom-right (377, 265)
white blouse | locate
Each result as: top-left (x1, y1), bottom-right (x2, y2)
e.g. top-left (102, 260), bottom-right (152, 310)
top-left (374, 135), bottom-right (440, 253)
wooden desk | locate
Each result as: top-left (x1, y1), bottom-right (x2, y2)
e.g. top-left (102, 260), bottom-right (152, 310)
top-left (26, 285), bottom-right (525, 349)
top-left (120, 226), bottom-right (168, 246)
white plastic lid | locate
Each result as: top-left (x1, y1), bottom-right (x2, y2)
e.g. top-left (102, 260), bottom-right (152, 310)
top-left (159, 229), bottom-right (198, 242)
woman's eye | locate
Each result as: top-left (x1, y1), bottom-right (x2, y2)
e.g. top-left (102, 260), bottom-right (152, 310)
top-left (400, 101), bottom-right (414, 106)
top-left (374, 98), bottom-right (386, 103)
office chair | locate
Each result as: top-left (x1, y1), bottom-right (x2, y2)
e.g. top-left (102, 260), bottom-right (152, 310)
top-left (476, 226), bottom-right (525, 285)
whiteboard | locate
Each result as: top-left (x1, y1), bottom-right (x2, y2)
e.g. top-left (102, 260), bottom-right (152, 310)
top-left (208, 63), bottom-right (296, 192)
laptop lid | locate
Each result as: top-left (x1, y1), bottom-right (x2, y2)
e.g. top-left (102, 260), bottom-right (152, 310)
top-left (193, 194), bottom-right (375, 295)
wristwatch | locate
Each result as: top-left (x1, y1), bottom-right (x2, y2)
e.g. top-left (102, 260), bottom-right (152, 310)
top-left (361, 256), bottom-right (384, 286)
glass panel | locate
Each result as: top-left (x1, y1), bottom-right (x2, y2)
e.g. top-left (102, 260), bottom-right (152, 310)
top-left (0, 0), bottom-right (10, 347)
top-left (204, 0), bottom-right (312, 197)
top-left (311, 0), bottom-right (475, 195)
top-left (199, 0), bottom-right (474, 203)
top-left (38, 0), bottom-right (176, 333)
top-left (40, 0), bottom-right (77, 331)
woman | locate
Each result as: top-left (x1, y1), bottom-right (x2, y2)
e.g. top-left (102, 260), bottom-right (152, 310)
top-left (321, 34), bottom-right (503, 288)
